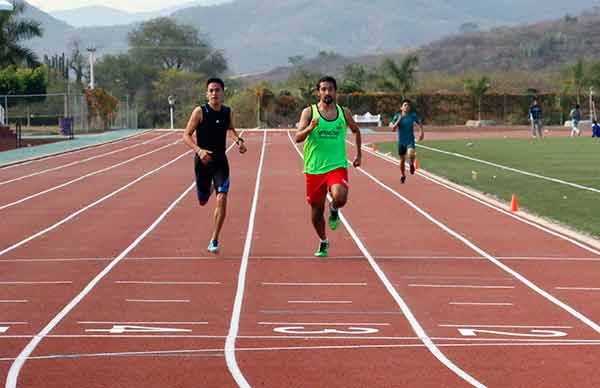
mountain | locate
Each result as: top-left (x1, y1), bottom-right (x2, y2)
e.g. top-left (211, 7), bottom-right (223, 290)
top-left (50, 1), bottom-right (230, 28)
top-left (19, 0), bottom-right (600, 74)
top-left (234, 7), bottom-right (600, 87)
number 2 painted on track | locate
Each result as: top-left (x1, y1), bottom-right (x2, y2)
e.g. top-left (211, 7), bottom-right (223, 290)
top-left (458, 328), bottom-right (568, 338)
top-left (273, 326), bottom-right (379, 335)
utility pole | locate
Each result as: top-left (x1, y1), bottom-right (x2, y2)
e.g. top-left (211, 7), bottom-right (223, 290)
top-left (87, 47), bottom-right (97, 89)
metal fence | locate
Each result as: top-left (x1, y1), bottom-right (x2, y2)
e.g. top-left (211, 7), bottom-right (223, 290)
top-left (0, 93), bottom-right (138, 136)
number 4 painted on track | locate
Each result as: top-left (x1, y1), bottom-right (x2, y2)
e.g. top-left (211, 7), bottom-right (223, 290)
top-left (86, 325), bottom-right (192, 334)
top-left (458, 328), bottom-right (568, 338)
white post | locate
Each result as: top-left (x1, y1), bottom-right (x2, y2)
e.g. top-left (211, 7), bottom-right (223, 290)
top-left (170, 106), bottom-right (174, 130)
top-left (168, 95), bottom-right (175, 130)
top-left (87, 47), bottom-right (96, 89)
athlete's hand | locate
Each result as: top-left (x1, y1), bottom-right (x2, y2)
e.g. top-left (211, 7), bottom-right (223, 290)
top-left (238, 142), bottom-right (247, 154)
top-left (352, 154), bottom-right (362, 168)
top-left (307, 118), bottom-right (319, 131)
top-left (197, 149), bottom-right (213, 164)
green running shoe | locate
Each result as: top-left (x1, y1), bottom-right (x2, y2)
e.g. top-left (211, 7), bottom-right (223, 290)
top-left (314, 241), bottom-right (329, 257)
top-left (328, 208), bottom-right (340, 231)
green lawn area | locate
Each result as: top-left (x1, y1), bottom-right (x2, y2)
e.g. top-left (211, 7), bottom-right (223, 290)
top-left (375, 137), bottom-right (600, 238)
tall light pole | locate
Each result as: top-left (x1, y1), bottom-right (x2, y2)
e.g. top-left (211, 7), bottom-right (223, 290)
top-left (87, 47), bottom-right (97, 89)
top-left (168, 95), bottom-right (176, 130)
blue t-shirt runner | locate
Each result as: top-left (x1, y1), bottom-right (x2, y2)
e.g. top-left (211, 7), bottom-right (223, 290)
top-left (392, 111), bottom-right (421, 150)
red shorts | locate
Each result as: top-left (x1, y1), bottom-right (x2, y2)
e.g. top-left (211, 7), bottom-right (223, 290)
top-left (305, 167), bottom-right (348, 205)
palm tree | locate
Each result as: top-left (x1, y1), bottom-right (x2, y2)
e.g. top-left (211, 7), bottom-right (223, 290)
top-left (464, 76), bottom-right (491, 121)
top-left (0, 1), bottom-right (43, 68)
top-left (377, 55), bottom-right (419, 96)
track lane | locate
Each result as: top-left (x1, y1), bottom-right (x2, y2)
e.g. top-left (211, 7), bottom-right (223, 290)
top-left (346, 144), bottom-right (600, 386)
top-left (233, 132), bottom-right (473, 387)
top-left (5, 133), bottom-right (263, 387)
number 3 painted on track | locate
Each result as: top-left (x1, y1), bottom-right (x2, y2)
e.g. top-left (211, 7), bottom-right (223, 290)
top-left (273, 326), bottom-right (379, 335)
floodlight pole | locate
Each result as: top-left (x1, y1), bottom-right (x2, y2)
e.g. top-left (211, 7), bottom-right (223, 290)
top-left (87, 47), bottom-right (97, 89)
top-left (168, 95), bottom-right (175, 130)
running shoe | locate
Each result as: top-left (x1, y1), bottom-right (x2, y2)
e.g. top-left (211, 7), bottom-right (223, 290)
top-left (400, 176), bottom-right (406, 184)
top-left (207, 240), bottom-right (219, 253)
top-left (314, 241), bottom-right (329, 257)
top-left (328, 207), bottom-right (340, 231)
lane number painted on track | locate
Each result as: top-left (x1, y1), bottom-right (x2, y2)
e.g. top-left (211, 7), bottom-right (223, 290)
top-left (458, 328), bottom-right (568, 338)
top-left (86, 325), bottom-right (192, 334)
top-left (0, 326), bottom-right (8, 334)
top-left (273, 326), bottom-right (379, 335)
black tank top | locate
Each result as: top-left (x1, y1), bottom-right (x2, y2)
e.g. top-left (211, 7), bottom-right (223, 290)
top-left (196, 104), bottom-right (231, 160)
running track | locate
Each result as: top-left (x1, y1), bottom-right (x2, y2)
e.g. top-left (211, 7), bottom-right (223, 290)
top-left (1, 129), bottom-right (600, 387)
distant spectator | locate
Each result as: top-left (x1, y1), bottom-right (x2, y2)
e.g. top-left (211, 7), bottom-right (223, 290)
top-left (592, 119), bottom-right (600, 138)
top-left (570, 104), bottom-right (582, 137)
top-left (529, 99), bottom-right (543, 139)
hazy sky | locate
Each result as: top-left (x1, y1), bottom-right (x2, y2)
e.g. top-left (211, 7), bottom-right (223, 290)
top-left (27, 0), bottom-right (226, 12)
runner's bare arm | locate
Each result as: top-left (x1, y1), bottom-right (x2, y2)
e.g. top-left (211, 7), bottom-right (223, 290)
top-left (228, 109), bottom-right (247, 153)
top-left (344, 107), bottom-right (362, 167)
top-left (417, 120), bottom-right (425, 141)
top-left (294, 107), bottom-right (318, 143)
top-left (183, 106), bottom-right (212, 163)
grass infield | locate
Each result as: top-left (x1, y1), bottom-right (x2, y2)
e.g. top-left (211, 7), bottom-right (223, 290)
top-left (375, 137), bottom-right (600, 238)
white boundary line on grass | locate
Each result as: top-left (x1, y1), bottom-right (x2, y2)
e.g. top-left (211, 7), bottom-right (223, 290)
top-left (5, 135), bottom-right (245, 388)
top-left (287, 131), bottom-right (485, 388)
top-left (418, 143), bottom-right (600, 194)
top-left (225, 130), bottom-right (267, 388)
top-left (0, 131), bottom-right (174, 186)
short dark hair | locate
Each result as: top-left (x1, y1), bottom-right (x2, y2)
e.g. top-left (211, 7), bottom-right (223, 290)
top-left (316, 76), bottom-right (337, 91)
top-left (575, 104), bottom-right (580, 109)
top-left (401, 98), bottom-right (412, 105)
top-left (206, 78), bottom-right (225, 90)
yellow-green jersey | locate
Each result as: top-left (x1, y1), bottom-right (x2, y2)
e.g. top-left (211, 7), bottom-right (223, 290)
top-left (303, 104), bottom-right (348, 174)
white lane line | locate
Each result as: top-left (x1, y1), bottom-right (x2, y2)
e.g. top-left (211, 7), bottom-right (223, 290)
top-left (0, 281), bottom-right (72, 285)
top-left (359, 144), bottom-right (600, 257)
top-left (8, 341), bottom-right (600, 362)
top-left (0, 131), bottom-right (174, 186)
top-left (408, 284), bottom-right (515, 289)
top-left (125, 299), bottom-right (190, 303)
top-left (449, 302), bottom-right (514, 306)
top-left (556, 287), bottom-right (600, 291)
top-left (0, 130), bottom-right (154, 170)
top-left (287, 300), bottom-right (352, 304)
top-left (0, 150), bottom-right (190, 257)
top-left (0, 140), bottom-right (181, 211)
top-left (0, 258), bottom-right (112, 263)
top-left (0, 322), bottom-right (27, 325)
top-left (288, 131), bottom-right (485, 388)
top-left (262, 282), bottom-right (367, 286)
top-left (116, 281), bottom-right (221, 285)
top-left (251, 255), bottom-right (365, 260)
top-left (225, 130), bottom-right (266, 388)
top-left (258, 322), bottom-right (390, 326)
top-left (354, 151), bottom-right (600, 336)
top-left (2, 124), bottom-right (232, 388)
top-left (0, 300), bottom-right (28, 303)
top-left (439, 325), bottom-right (573, 329)
top-left (78, 322), bottom-right (208, 325)
top-left (402, 276), bottom-right (514, 281)
top-left (419, 143), bottom-right (600, 195)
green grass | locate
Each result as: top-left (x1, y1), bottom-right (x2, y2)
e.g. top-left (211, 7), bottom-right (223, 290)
top-left (375, 137), bottom-right (600, 238)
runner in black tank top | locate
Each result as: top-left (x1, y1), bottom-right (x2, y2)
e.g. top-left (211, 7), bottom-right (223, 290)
top-left (182, 78), bottom-right (247, 253)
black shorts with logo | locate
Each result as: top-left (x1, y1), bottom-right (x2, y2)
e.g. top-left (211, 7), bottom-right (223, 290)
top-left (194, 155), bottom-right (230, 203)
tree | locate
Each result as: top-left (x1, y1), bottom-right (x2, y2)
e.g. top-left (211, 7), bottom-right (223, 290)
top-left (459, 22), bottom-right (479, 34)
top-left (340, 64), bottom-right (369, 93)
top-left (68, 40), bottom-right (86, 88)
top-left (0, 1), bottom-right (43, 68)
top-left (377, 55), bottom-right (419, 95)
top-left (564, 59), bottom-right (586, 104)
top-left (0, 66), bottom-right (47, 96)
top-left (84, 88), bottom-right (119, 130)
top-left (128, 17), bottom-right (227, 75)
top-left (95, 54), bottom-right (157, 101)
top-left (464, 76), bottom-right (491, 121)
